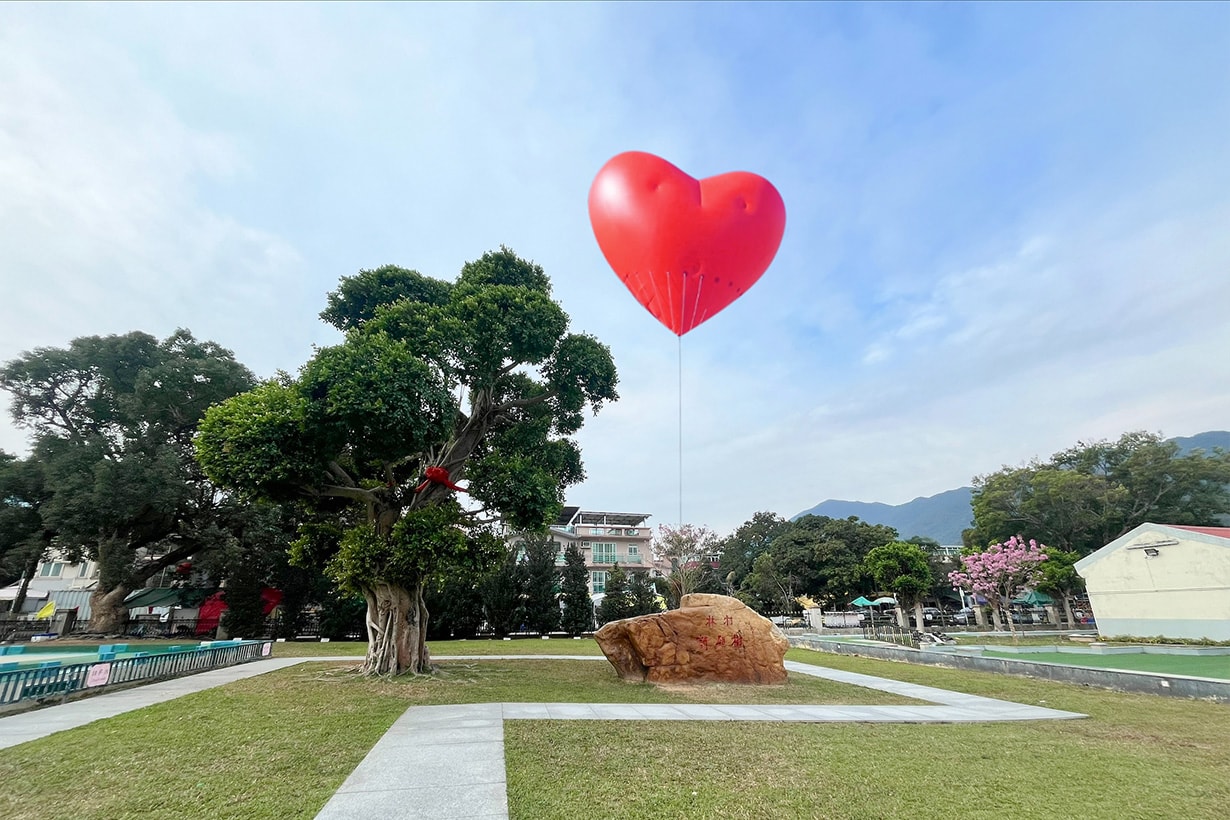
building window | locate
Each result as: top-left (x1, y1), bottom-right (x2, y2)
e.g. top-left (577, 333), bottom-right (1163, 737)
top-left (626, 528), bottom-right (639, 536)
top-left (591, 571), bottom-right (608, 594)
top-left (77, 563), bottom-right (90, 577)
top-left (39, 562), bottom-right (64, 578)
top-left (627, 545), bottom-right (639, 556)
top-left (592, 542), bottom-right (617, 563)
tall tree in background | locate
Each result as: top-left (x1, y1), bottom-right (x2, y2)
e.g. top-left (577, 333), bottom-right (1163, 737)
top-left (479, 546), bottom-right (523, 637)
top-left (0, 452), bottom-right (53, 612)
top-left (519, 533), bottom-right (561, 635)
top-left (717, 511), bottom-right (790, 594)
top-left (971, 431), bottom-right (1230, 555)
top-left (558, 542), bottom-right (594, 636)
top-left (742, 515), bottom-right (898, 610)
top-left (863, 541), bottom-right (933, 629)
top-left (653, 523), bottom-right (721, 608)
top-left (627, 570), bottom-right (660, 616)
top-left (197, 250), bottom-right (618, 674)
top-left (596, 563), bottom-right (631, 625)
top-left (0, 330), bottom-right (256, 630)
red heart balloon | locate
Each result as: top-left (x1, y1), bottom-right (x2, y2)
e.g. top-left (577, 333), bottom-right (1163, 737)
top-left (588, 151), bottom-right (786, 336)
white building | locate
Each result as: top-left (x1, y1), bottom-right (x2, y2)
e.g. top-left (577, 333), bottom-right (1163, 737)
top-left (0, 554), bottom-right (98, 615)
top-left (1075, 523), bottom-right (1230, 641)
top-left (509, 507), bottom-right (653, 599)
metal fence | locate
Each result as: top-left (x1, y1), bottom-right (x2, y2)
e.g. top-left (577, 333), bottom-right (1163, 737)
top-left (0, 639), bottom-right (271, 712)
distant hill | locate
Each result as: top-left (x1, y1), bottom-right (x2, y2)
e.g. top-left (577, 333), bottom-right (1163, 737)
top-left (1171, 430), bottom-right (1230, 456)
top-left (792, 431), bottom-right (1230, 543)
top-left (792, 487), bottom-right (973, 545)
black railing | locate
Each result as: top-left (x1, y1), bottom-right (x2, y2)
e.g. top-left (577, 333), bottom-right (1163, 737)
top-left (0, 618), bottom-right (53, 642)
top-left (0, 639), bottom-right (271, 712)
top-left (862, 621), bottom-right (919, 648)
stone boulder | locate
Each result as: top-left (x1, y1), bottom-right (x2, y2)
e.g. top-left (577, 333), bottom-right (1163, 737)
top-left (594, 593), bottom-right (789, 685)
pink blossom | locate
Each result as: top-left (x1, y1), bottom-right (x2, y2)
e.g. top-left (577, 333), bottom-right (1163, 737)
top-left (949, 536), bottom-right (1048, 611)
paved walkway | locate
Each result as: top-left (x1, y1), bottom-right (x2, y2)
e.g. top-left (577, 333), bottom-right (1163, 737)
top-left (0, 654), bottom-right (1085, 819)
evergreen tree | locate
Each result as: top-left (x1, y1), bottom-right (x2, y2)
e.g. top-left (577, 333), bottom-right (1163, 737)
top-left (628, 570), bottom-right (660, 616)
top-left (559, 542), bottom-right (594, 636)
top-left (480, 548), bottom-right (524, 636)
top-left (597, 562), bottom-right (632, 625)
top-left (521, 535), bottom-right (561, 634)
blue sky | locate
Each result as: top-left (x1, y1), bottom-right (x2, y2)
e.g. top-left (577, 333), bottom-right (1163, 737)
top-left (2, 2), bottom-right (1228, 537)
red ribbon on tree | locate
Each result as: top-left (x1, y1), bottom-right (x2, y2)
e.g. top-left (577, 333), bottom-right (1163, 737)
top-left (414, 466), bottom-right (466, 494)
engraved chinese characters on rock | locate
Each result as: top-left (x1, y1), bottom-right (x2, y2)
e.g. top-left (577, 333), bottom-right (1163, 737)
top-left (594, 593), bottom-right (788, 684)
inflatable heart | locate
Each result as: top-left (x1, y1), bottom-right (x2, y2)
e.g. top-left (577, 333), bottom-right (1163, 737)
top-left (588, 151), bottom-right (785, 336)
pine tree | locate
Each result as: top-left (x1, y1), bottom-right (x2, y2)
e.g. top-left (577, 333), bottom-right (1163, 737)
top-left (521, 535), bottom-right (561, 634)
top-left (559, 542), bottom-right (594, 636)
top-left (480, 548), bottom-right (524, 636)
top-left (597, 563), bottom-right (632, 625)
top-left (628, 570), bottom-right (660, 616)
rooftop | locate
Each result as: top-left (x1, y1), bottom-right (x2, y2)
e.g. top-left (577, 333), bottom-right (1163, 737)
top-left (555, 507), bottom-right (651, 527)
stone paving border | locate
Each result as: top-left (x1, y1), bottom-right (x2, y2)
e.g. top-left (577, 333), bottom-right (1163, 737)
top-left (0, 653), bottom-right (1085, 819)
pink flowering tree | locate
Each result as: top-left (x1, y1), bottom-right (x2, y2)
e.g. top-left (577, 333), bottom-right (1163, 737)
top-left (949, 536), bottom-right (1048, 634)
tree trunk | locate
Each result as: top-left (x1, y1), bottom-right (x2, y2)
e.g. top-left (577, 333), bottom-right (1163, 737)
top-left (1062, 595), bottom-right (1075, 627)
top-left (11, 553), bottom-right (40, 614)
top-left (361, 579), bottom-right (431, 676)
top-left (989, 605), bottom-right (1002, 631)
top-left (913, 602), bottom-right (925, 632)
top-left (88, 585), bottom-right (131, 633)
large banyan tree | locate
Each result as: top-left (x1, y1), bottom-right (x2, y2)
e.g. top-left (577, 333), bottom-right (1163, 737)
top-left (196, 249), bottom-right (618, 675)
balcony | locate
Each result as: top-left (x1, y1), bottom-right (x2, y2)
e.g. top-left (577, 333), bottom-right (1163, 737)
top-left (589, 553), bottom-right (643, 566)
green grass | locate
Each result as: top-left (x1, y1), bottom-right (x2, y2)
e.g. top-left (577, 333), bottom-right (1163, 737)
top-left (979, 649), bottom-right (1230, 679)
top-left (0, 654), bottom-right (911, 820)
top-left (0, 664), bottom-right (408, 820)
top-left (506, 649), bottom-right (1230, 819)
top-left (4, 647), bottom-right (1229, 819)
top-left (270, 636), bottom-right (608, 657)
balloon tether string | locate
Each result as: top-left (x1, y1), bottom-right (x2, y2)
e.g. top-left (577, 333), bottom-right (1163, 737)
top-left (677, 333), bottom-right (683, 528)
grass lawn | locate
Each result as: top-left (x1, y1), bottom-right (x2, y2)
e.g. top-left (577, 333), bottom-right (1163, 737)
top-left (507, 649), bottom-right (1230, 819)
top-left (3, 645), bottom-right (1228, 819)
top-left (270, 636), bottom-right (608, 657)
top-left (978, 648), bottom-right (1230, 680)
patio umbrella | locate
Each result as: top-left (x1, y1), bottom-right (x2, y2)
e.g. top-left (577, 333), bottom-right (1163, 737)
top-left (871, 596), bottom-right (897, 605)
top-left (1012, 590), bottom-right (1053, 606)
top-left (849, 596), bottom-right (875, 607)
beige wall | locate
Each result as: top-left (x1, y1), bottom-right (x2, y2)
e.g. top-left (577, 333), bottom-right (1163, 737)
top-left (1077, 527), bottom-right (1230, 640)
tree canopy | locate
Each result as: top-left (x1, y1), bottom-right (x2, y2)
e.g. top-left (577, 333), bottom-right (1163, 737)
top-left (970, 431), bottom-right (1230, 555)
top-left (863, 540), bottom-right (933, 627)
top-left (722, 513), bottom-right (899, 612)
top-left (196, 248), bottom-right (618, 674)
top-left (0, 330), bottom-right (257, 630)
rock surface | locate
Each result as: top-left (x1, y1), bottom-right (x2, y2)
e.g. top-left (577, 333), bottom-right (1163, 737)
top-left (594, 593), bottom-right (789, 685)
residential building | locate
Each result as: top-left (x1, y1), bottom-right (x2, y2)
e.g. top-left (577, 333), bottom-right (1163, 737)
top-left (0, 554), bottom-right (98, 615)
top-left (510, 507), bottom-right (653, 599)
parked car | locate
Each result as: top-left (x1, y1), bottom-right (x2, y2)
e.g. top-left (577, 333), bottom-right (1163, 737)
top-left (922, 607), bottom-right (943, 624)
top-left (948, 607), bottom-right (975, 625)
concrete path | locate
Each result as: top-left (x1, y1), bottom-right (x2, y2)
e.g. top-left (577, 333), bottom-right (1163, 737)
top-left (0, 653), bottom-right (1085, 819)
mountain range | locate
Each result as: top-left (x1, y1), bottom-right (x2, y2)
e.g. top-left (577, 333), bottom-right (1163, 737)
top-left (793, 430), bottom-right (1230, 545)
